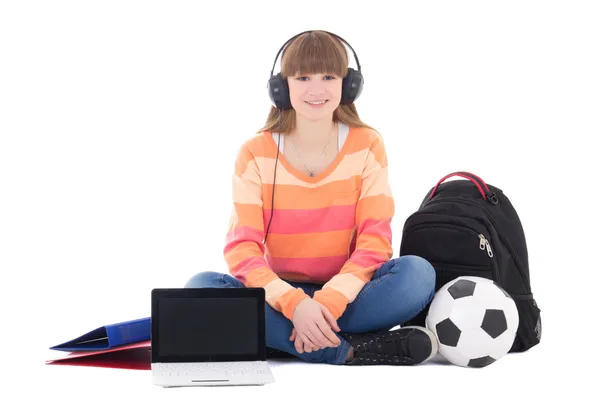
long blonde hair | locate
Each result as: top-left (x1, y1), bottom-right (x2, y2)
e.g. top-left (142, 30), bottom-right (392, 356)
top-left (256, 31), bottom-right (377, 135)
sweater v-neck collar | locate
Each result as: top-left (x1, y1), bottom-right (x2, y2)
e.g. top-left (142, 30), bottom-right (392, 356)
top-left (266, 123), bottom-right (354, 184)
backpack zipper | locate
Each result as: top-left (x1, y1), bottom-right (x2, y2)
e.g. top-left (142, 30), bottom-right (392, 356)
top-left (403, 222), bottom-right (499, 281)
top-left (479, 234), bottom-right (494, 257)
top-left (426, 197), bottom-right (530, 293)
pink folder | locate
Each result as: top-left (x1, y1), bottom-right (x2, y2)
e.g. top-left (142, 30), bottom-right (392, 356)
top-left (46, 340), bottom-right (151, 370)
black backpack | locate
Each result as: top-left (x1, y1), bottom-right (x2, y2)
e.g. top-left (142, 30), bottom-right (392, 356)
top-left (399, 171), bottom-right (541, 353)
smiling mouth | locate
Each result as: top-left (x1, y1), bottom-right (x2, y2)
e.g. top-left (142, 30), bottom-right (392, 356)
top-left (305, 100), bottom-right (328, 106)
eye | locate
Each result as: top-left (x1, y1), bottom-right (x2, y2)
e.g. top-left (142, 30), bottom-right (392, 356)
top-left (295, 75), bottom-right (337, 81)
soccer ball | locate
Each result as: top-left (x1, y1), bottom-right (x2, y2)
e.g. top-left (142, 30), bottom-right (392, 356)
top-left (426, 276), bottom-right (519, 368)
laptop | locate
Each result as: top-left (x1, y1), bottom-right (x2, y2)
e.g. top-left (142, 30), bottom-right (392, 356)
top-left (151, 287), bottom-right (275, 387)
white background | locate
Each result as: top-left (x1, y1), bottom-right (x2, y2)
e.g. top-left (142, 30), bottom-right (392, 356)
top-left (1, 0), bottom-right (598, 399)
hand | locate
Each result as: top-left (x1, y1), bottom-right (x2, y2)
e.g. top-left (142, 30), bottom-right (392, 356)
top-left (290, 298), bottom-right (341, 353)
top-left (290, 327), bottom-right (318, 353)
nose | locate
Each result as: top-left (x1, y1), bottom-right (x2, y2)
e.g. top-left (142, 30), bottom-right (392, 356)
top-left (306, 78), bottom-right (327, 95)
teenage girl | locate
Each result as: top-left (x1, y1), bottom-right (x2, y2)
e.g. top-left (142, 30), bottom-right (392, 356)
top-left (185, 30), bottom-right (438, 366)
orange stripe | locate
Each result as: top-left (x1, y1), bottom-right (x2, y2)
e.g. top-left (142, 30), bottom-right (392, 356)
top-left (277, 288), bottom-right (310, 320)
top-left (262, 177), bottom-right (361, 210)
top-left (357, 218), bottom-right (392, 241)
top-left (367, 137), bottom-right (388, 167)
top-left (233, 147), bottom-right (256, 176)
top-left (337, 127), bottom-right (380, 155)
top-left (245, 266), bottom-right (280, 287)
top-left (225, 242), bottom-right (264, 269)
top-left (229, 258), bottom-right (271, 285)
top-left (354, 232), bottom-right (392, 254)
top-left (338, 260), bottom-right (380, 282)
top-left (266, 229), bottom-right (355, 258)
top-left (357, 194), bottom-right (394, 221)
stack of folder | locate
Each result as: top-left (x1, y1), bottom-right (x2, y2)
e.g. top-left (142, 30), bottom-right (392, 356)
top-left (45, 317), bottom-right (152, 370)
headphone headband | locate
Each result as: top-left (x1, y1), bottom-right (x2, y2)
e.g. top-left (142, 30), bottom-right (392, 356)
top-left (269, 30), bottom-right (362, 78)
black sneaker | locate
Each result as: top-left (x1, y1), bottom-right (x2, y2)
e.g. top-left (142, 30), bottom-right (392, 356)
top-left (341, 326), bottom-right (438, 365)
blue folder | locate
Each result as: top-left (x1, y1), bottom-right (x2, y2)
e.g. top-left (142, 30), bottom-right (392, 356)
top-left (50, 317), bottom-right (151, 352)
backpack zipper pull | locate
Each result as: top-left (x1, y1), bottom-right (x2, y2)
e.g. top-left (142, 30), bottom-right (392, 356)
top-left (485, 241), bottom-right (494, 257)
top-left (479, 234), bottom-right (494, 257)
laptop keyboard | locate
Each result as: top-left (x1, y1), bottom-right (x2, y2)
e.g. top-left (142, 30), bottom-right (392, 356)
top-left (153, 361), bottom-right (271, 378)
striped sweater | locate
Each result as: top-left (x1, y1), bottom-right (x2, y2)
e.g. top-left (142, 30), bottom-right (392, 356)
top-left (223, 123), bottom-right (395, 321)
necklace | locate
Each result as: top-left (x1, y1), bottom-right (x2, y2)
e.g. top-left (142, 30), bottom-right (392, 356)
top-left (289, 123), bottom-right (337, 177)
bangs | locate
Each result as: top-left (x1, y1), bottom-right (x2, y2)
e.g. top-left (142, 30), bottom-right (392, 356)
top-left (280, 31), bottom-right (348, 78)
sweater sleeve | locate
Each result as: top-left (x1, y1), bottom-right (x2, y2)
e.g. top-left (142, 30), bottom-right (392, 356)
top-left (223, 145), bottom-right (309, 321)
top-left (312, 136), bottom-right (394, 319)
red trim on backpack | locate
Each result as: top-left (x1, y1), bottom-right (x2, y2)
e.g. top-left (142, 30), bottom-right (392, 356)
top-left (464, 171), bottom-right (490, 192)
top-left (430, 172), bottom-right (489, 200)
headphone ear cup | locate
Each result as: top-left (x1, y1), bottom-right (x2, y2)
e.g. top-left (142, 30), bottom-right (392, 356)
top-left (341, 67), bottom-right (364, 105)
top-left (267, 73), bottom-right (292, 110)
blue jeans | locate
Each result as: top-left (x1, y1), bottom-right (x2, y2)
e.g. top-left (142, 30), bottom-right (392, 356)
top-left (184, 255), bottom-right (435, 365)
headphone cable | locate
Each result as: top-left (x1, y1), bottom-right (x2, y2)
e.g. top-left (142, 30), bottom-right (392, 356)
top-left (263, 110), bottom-right (281, 244)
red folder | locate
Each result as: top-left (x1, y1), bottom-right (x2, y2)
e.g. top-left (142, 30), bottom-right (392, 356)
top-left (46, 340), bottom-right (151, 370)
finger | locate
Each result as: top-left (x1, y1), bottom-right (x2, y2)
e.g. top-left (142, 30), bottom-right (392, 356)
top-left (290, 328), bottom-right (296, 341)
top-left (299, 336), bottom-right (314, 353)
top-left (301, 333), bottom-right (312, 353)
top-left (317, 312), bottom-right (341, 344)
top-left (299, 339), bottom-right (310, 353)
top-left (316, 318), bottom-right (341, 346)
top-left (300, 332), bottom-right (318, 351)
top-left (310, 318), bottom-right (337, 348)
top-left (306, 325), bottom-right (329, 348)
top-left (294, 335), bottom-right (304, 353)
top-left (320, 305), bottom-right (341, 332)
top-left (301, 328), bottom-right (320, 347)
top-left (304, 342), bottom-right (312, 353)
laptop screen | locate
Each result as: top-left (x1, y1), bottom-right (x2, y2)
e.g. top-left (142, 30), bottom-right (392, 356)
top-left (151, 288), bottom-right (266, 363)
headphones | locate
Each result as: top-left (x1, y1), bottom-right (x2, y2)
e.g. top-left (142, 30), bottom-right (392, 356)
top-left (263, 30), bottom-right (364, 244)
top-left (267, 30), bottom-right (364, 110)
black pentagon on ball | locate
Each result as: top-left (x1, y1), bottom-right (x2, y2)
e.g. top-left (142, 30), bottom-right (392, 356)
top-left (493, 281), bottom-right (511, 298)
top-left (447, 279), bottom-right (476, 299)
top-left (481, 309), bottom-right (508, 338)
top-left (436, 318), bottom-right (461, 347)
top-left (468, 356), bottom-right (496, 368)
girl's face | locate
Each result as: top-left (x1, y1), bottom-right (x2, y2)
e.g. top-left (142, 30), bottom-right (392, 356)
top-left (287, 72), bottom-right (343, 121)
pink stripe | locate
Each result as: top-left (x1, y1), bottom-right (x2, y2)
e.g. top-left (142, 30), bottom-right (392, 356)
top-left (266, 254), bottom-right (350, 282)
top-left (224, 226), bottom-right (265, 254)
top-left (262, 204), bottom-right (356, 234)
top-left (349, 248), bottom-right (389, 269)
top-left (357, 218), bottom-right (392, 242)
top-left (230, 256), bottom-right (269, 283)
